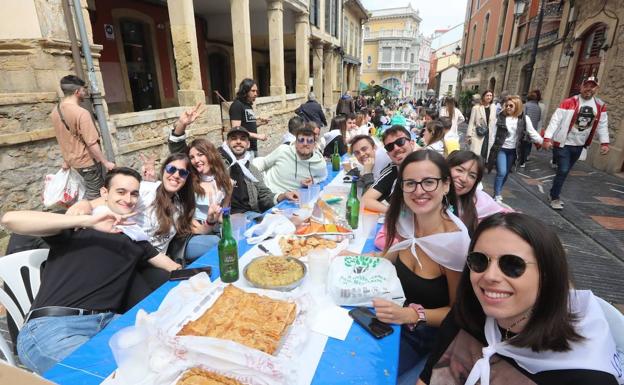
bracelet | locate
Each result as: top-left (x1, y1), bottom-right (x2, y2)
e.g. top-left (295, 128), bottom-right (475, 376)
top-left (407, 303), bottom-right (426, 331)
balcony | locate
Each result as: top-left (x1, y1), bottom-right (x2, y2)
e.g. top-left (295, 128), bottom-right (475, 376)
top-left (378, 61), bottom-right (417, 71)
top-left (365, 29), bottom-right (418, 40)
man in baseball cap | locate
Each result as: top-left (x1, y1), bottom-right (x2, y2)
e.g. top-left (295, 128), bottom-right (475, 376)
top-left (543, 75), bottom-right (609, 210)
top-left (219, 126), bottom-right (298, 215)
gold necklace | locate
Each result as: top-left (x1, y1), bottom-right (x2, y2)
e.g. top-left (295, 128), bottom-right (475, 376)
top-left (503, 312), bottom-right (530, 341)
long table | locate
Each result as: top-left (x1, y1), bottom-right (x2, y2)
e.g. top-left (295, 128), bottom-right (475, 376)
top-left (43, 165), bottom-right (399, 385)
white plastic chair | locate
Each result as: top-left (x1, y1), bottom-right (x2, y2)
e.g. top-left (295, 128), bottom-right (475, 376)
top-left (0, 249), bottom-right (49, 365)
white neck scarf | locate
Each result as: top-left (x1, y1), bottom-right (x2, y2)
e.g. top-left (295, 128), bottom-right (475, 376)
top-left (92, 206), bottom-right (149, 242)
top-left (221, 142), bottom-right (258, 183)
top-left (387, 208), bottom-right (470, 271)
top-left (465, 290), bottom-right (623, 385)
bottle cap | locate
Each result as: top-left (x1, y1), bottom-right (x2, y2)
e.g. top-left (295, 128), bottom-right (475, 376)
top-left (222, 207), bottom-right (231, 215)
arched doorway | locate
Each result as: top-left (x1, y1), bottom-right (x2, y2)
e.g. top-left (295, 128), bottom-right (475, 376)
top-left (488, 77), bottom-right (496, 93)
top-left (119, 19), bottom-right (161, 111)
top-left (208, 52), bottom-right (231, 103)
top-left (569, 23), bottom-right (606, 96)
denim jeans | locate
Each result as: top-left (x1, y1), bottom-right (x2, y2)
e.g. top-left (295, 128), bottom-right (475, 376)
top-left (17, 312), bottom-right (115, 374)
top-left (518, 140), bottom-right (532, 165)
top-left (494, 148), bottom-right (517, 196)
top-left (185, 234), bottom-right (220, 262)
top-left (550, 145), bottom-right (584, 200)
top-left (398, 324), bottom-right (438, 376)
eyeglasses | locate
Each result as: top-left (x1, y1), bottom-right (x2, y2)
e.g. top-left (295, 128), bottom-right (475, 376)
top-left (164, 164), bottom-right (190, 179)
top-left (297, 137), bottom-right (315, 144)
top-left (466, 251), bottom-right (536, 278)
top-left (384, 136), bottom-right (409, 152)
top-left (400, 177), bottom-right (442, 193)
top-left (505, 104), bottom-right (515, 109)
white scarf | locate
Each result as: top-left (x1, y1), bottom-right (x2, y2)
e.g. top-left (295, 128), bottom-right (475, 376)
top-left (387, 208), bottom-right (470, 271)
top-left (221, 142), bottom-right (258, 183)
top-left (465, 290), bottom-right (623, 385)
top-left (92, 206), bottom-right (150, 242)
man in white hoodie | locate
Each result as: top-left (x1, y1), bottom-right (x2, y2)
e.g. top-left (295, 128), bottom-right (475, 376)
top-left (253, 126), bottom-right (328, 194)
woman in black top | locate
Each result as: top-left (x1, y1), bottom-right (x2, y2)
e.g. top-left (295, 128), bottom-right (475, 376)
top-left (418, 213), bottom-right (621, 385)
top-left (372, 150), bottom-right (471, 384)
top-left (323, 115), bottom-right (348, 157)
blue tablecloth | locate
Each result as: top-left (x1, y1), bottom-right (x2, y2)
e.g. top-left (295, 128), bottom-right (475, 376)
top-left (43, 165), bottom-right (399, 385)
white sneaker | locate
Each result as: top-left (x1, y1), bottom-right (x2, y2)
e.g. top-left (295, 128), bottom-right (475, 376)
top-left (520, 163), bottom-right (526, 168)
top-left (550, 199), bottom-right (563, 210)
top-left (494, 195), bottom-right (503, 203)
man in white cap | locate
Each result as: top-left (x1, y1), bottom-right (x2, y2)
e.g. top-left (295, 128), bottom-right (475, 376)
top-left (543, 76), bottom-right (609, 210)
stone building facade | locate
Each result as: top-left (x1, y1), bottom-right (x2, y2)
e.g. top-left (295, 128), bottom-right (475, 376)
top-left (0, 0), bottom-right (369, 246)
top-left (458, 0), bottom-right (624, 174)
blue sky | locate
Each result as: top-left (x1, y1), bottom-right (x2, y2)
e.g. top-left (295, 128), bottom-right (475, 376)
top-left (360, 0), bottom-right (467, 36)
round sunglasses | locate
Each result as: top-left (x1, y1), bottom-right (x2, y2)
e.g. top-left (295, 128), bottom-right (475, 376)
top-left (164, 164), bottom-right (190, 179)
top-left (466, 251), bottom-right (536, 278)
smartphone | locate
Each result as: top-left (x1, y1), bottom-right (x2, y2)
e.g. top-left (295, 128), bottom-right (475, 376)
top-left (169, 266), bottom-right (212, 281)
top-left (348, 307), bottom-right (394, 339)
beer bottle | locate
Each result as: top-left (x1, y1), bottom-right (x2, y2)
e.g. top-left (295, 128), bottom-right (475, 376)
top-left (345, 176), bottom-right (359, 229)
top-left (331, 140), bottom-right (340, 171)
top-left (218, 207), bottom-right (239, 283)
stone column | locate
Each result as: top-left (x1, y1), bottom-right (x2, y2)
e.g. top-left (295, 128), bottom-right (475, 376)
top-left (167, 0), bottom-right (205, 105)
top-left (230, 0), bottom-right (253, 86)
top-left (267, 0), bottom-right (285, 96)
top-left (312, 40), bottom-right (324, 100)
top-left (323, 46), bottom-right (335, 106)
top-left (295, 12), bottom-right (310, 94)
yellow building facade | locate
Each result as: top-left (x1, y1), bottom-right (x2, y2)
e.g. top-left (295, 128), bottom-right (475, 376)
top-left (361, 5), bottom-right (422, 97)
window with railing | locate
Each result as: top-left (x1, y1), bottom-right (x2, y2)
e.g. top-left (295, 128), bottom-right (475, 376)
top-left (309, 0), bottom-right (319, 27)
top-left (496, 0), bottom-right (509, 54)
top-left (480, 13), bottom-right (490, 59)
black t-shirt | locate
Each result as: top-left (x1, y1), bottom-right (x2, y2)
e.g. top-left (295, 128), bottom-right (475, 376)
top-left (371, 163), bottom-right (397, 202)
top-left (420, 310), bottom-right (619, 385)
top-left (229, 99), bottom-right (258, 151)
top-left (32, 229), bottom-right (158, 312)
top-left (230, 163), bottom-right (253, 214)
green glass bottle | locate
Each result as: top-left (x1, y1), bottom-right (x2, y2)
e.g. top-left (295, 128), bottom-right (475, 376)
top-left (345, 176), bottom-right (359, 229)
top-left (218, 207), bottom-right (239, 283)
top-left (331, 140), bottom-right (341, 171)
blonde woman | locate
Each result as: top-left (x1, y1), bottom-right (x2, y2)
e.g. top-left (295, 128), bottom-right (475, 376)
top-left (466, 89), bottom-right (497, 159)
top-left (487, 96), bottom-right (543, 203)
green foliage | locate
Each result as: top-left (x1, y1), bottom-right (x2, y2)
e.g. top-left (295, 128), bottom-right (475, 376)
top-left (458, 89), bottom-right (478, 115)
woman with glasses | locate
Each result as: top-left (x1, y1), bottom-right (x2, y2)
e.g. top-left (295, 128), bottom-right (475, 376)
top-left (487, 96), bottom-right (543, 203)
top-left (447, 151), bottom-right (508, 235)
top-left (372, 150), bottom-right (471, 385)
top-left (417, 213), bottom-right (621, 385)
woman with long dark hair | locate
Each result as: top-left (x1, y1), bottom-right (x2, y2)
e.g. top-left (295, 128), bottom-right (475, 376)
top-left (417, 213), bottom-right (621, 385)
top-left (466, 89), bottom-right (497, 158)
top-left (438, 97), bottom-right (464, 135)
top-left (372, 150), bottom-right (471, 384)
top-left (447, 150), bottom-right (508, 235)
top-left (487, 95), bottom-right (543, 203)
top-left (323, 115), bottom-right (348, 157)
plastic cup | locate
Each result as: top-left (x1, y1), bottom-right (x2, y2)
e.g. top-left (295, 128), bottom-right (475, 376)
top-left (308, 248), bottom-right (330, 288)
top-left (309, 184), bottom-right (321, 203)
top-left (109, 326), bottom-right (150, 382)
top-left (298, 187), bottom-right (313, 209)
top-left (230, 213), bottom-right (247, 241)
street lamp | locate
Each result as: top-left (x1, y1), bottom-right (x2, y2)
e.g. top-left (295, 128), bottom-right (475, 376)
top-left (521, 0), bottom-right (546, 100)
top-left (501, 0), bottom-right (527, 92)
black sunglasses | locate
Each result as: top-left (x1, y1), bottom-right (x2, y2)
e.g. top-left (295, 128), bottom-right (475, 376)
top-left (384, 137), bottom-right (409, 152)
top-left (164, 164), bottom-right (190, 179)
top-left (466, 251), bottom-right (536, 278)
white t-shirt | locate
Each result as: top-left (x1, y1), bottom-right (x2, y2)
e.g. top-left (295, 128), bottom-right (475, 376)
top-left (566, 97), bottom-right (597, 146)
top-left (503, 117), bottom-right (520, 149)
top-left (134, 181), bottom-right (179, 252)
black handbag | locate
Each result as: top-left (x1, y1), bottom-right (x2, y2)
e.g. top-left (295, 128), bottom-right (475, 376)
top-left (476, 124), bottom-right (488, 137)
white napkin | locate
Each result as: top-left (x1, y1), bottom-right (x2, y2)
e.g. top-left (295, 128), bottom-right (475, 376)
top-left (243, 213), bottom-right (296, 244)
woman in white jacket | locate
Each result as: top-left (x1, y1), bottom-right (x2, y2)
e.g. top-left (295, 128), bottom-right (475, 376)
top-left (466, 90), bottom-right (497, 159)
top-left (438, 97), bottom-right (465, 135)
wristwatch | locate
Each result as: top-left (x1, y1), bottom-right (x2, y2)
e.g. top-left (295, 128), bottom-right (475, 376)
top-left (407, 303), bottom-right (426, 331)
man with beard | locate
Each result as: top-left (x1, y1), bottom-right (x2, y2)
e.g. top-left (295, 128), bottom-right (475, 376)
top-left (361, 125), bottom-right (418, 213)
top-left (52, 75), bottom-right (116, 199)
top-left (543, 76), bottom-right (610, 210)
top-left (348, 134), bottom-right (391, 192)
top-left (219, 126), bottom-right (298, 214)
top-left (253, 126), bottom-right (328, 194)
top-left (229, 78), bottom-right (270, 156)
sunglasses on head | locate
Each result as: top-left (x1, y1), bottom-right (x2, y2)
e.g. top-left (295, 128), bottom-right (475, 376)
top-left (297, 137), bottom-right (315, 144)
top-left (164, 164), bottom-right (190, 179)
top-left (384, 136), bottom-right (409, 152)
top-left (466, 251), bottom-right (536, 278)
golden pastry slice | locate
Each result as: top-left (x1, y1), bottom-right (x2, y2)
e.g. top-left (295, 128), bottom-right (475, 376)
top-left (177, 368), bottom-right (243, 385)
